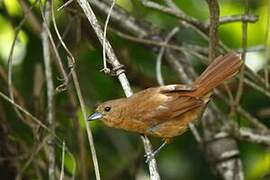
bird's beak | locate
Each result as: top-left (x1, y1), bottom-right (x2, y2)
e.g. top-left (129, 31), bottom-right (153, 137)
top-left (88, 112), bottom-right (103, 121)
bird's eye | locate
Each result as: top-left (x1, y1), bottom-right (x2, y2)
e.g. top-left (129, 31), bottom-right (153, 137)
top-left (104, 106), bottom-right (111, 112)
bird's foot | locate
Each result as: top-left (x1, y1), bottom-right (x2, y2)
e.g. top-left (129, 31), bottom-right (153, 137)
top-left (144, 152), bottom-right (157, 163)
top-left (144, 141), bottom-right (168, 163)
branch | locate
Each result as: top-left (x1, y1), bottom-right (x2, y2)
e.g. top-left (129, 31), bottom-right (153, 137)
top-left (41, 1), bottom-right (55, 179)
top-left (156, 27), bottom-right (179, 86)
top-left (219, 14), bottom-right (258, 24)
top-left (234, 0), bottom-right (249, 112)
top-left (206, 0), bottom-right (220, 60)
top-left (230, 127), bottom-right (270, 145)
top-left (7, 0), bottom-right (38, 124)
top-left (140, 0), bottom-right (207, 33)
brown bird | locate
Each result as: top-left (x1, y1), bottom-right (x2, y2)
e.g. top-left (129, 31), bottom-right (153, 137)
top-left (88, 52), bottom-right (242, 159)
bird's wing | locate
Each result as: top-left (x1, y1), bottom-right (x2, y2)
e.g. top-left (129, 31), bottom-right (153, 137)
top-left (159, 84), bottom-right (197, 93)
top-left (140, 85), bottom-right (204, 124)
top-left (145, 96), bottom-right (204, 122)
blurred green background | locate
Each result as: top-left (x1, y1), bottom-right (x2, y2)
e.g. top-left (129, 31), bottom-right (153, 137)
top-left (0, 0), bottom-right (270, 179)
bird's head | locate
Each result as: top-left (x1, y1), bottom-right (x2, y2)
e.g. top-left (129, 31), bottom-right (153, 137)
top-left (88, 98), bottom-right (127, 127)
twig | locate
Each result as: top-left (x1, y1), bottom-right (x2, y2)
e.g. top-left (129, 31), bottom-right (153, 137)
top-left (140, 0), bottom-right (207, 33)
top-left (112, 29), bottom-right (184, 52)
top-left (57, 0), bottom-right (73, 11)
top-left (41, 1), bottom-right (55, 179)
top-left (0, 91), bottom-right (58, 140)
top-left (0, 67), bottom-right (33, 127)
top-left (206, 0), bottom-right (219, 60)
top-left (236, 45), bottom-right (265, 53)
top-left (40, 5), bottom-right (69, 88)
top-left (101, 0), bottom-right (116, 74)
top-left (142, 1), bottom-right (258, 31)
top-left (188, 123), bottom-right (202, 143)
top-left (264, 0), bottom-right (270, 88)
top-left (18, 0), bottom-right (42, 33)
top-left (15, 136), bottom-right (49, 180)
top-left (218, 14), bottom-right (258, 24)
top-left (51, 2), bottom-right (101, 179)
top-left (244, 78), bottom-right (270, 98)
top-left (59, 141), bottom-right (66, 180)
top-left (156, 27), bottom-right (179, 85)
top-left (76, 0), bottom-right (161, 179)
top-left (234, 0), bottom-right (249, 112)
top-left (7, 0), bottom-right (38, 121)
top-left (231, 127), bottom-right (270, 145)
top-left (215, 89), bottom-right (268, 131)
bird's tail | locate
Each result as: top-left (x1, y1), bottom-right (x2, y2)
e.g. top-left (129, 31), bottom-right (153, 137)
top-left (192, 52), bottom-right (243, 97)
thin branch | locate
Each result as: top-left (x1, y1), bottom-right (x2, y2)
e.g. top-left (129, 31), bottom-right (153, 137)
top-left (234, 0), bottom-right (249, 111)
top-left (142, 1), bottom-right (258, 32)
top-left (40, 5), bottom-right (69, 88)
top-left (112, 29), bottom-right (184, 52)
top-left (236, 45), bottom-right (265, 53)
top-left (264, 0), bottom-right (270, 88)
top-left (141, 0), bottom-right (207, 33)
top-left (59, 141), bottom-right (66, 180)
top-left (101, 0), bottom-right (116, 74)
top-left (244, 78), bottom-right (270, 99)
top-left (215, 89), bottom-right (268, 131)
top-left (0, 67), bottom-right (33, 127)
top-left (7, 0), bottom-right (38, 121)
top-left (231, 127), bottom-right (270, 145)
top-left (218, 14), bottom-right (258, 25)
top-left (15, 136), bottom-right (49, 180)
top-left (41, 1), bottom-right (55, 179)
top-left (18, 0), bottom-right (42, 33)
top-left (156, 27), bottom-right (179, 85)
top-left (57, 0), bottom-right (74, 11)
top-left (0, 91), bottom-right (57, 139)
top-left (206, 0), bottom-right (220, 60)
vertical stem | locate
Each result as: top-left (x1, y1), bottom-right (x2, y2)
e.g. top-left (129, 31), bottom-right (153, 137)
top-left (235, 0), bottom-right (249, 110)
top-left (206, 0), bottom-right (220, 60)
top-left (41, 0), bottom-right (55, 179)
top-left (264, 0), bottom-right (270, 88)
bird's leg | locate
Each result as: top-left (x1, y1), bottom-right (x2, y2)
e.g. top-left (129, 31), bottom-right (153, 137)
top-left (144, 141), bottom-right (167, 163)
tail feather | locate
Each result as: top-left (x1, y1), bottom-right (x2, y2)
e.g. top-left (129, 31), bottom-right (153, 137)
top-left (192, 52), bottom-right (243, 96)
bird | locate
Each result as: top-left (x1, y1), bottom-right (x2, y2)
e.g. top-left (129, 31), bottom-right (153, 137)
top-left (88, 52), bottom-right (243, 160)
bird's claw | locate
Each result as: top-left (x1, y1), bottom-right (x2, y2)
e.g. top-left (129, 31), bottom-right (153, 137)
top-left (100, 67), bottom-right (111, 74)
top-left (144, 152), bottom-right (156, 163)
